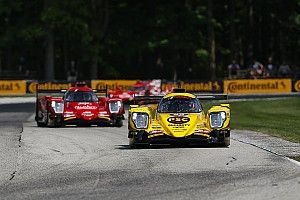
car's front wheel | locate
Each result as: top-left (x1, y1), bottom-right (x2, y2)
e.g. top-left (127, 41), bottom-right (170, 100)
top-left (129, 133), bottom-right (149, 148)
top-left (115, 118), bottom-right (123, 127)
top-left (37, 121), bottom-right (46, 127)
top-left (222, 136), bottom-right (230, 147)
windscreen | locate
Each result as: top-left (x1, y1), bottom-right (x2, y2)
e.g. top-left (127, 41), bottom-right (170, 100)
top-left (158, 97), bottom-right (202, 113)
top-left (64, 91), bottom-right (98, 102)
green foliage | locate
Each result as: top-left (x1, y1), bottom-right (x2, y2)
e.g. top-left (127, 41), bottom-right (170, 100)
top-left (195, 49), bottom-right (209, 59)
top-left (0, 0), bottom-right (299, 80)
top-left (295, 14), bottom-right (300, 25)
top-left (203, 98), bottom-right (300, 143)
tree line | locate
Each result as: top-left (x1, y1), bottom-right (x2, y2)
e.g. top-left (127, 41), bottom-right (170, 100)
top-left (0, 0), bottom-right (299, 81)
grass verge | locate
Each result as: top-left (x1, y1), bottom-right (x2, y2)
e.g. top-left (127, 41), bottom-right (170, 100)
top-left (291, 156), bottom-right (300, 162)
top-left (203, 97), bottom-right (300, 143)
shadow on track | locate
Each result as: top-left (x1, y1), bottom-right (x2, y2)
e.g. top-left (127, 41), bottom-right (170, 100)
top-left (115, 144), bottom-right (228, 150)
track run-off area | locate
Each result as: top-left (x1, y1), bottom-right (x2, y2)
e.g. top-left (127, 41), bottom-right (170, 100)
top-left (0, 100), bottom-right (299, 200)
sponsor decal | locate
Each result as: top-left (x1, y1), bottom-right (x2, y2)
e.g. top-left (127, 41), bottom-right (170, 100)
top-left (78, 102), bottom-right (91, 105)
top-left (224, 79), bottom-right (291, 94)
top-left (75, 105), bottom-right (97, 110)
top-left (162, 81), bottom-right (222, 92)
top-left (0, 80), bottom-right (26, 95)
top-left (170, 113), bottom-right (188, 117)
top-left (167, 117), bottom-right (190, 124)
top-left (294, 80), bottom-right (300, 92)
top-left (91, 80), bottom-right (138, 90)
top-left (182, 81), bottom-right (221, 92)
top-left (82, 112), bottom-right (94, 117)
top-left (28, 82), bottom-right (72, 93)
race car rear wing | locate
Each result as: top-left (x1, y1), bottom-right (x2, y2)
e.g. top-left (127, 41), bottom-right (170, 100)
top-left (93, 88), bottom-right (108, 97)
top-left (131, 96), bottom-right (163, 105)
top-left (196, 94), bottom-right (228, 100)
top-left (131, 94), bottom-right (228, 105)
top-left (36, 87), bottom-right (66, 99)
top-left (35, 84), bottom-right (108, 98)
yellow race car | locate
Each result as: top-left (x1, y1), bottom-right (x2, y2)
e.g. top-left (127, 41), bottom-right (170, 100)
top-left (128, 89), bottom-right (230, 148)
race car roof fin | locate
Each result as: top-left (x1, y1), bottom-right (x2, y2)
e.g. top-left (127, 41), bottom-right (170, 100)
top-left (131, 96), bottom-right (163, 105)
top-left (172, 88), bottom-right (186, 93)
top-left (75, 82), bottom-right (87, 87)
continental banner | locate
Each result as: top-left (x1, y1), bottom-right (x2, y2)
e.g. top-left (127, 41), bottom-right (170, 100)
top-left (27, 81), bottom-right (74, 94)
top-left (162, 81), bottom-right (222, 93)
top-left (293, 79), bottom-right (300, 92)
top-left (0, 80), bottom-right (26, 95)
top-left (91, 80), bottom-right (138, 90)
top-left (224, 79), bottom-right (292, 94)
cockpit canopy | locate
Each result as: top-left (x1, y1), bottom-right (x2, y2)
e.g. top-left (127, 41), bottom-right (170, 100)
top-left (65, 91), bottom-right (98, 102)
top-left (157, 96), bottom-right (202, 113)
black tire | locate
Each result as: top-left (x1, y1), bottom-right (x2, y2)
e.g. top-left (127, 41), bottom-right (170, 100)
top-left (37, 121), bottom-right (46, 127)
top-left (115, 119), bottom-right (123, 127)
top-left (225, 138), bottom-right (230, 147)
top-left (46, 113), bottom-right (52, 127)
top-left (221, 137), bottom-right (230, 147)
top-left (36, 111), bottom-right (47, 127)
top-left (129, 138), bottom-right (136, 148)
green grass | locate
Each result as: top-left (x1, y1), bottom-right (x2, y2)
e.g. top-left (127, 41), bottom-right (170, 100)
top-left (203, 98), bottom-right (300, 143)
top-left (292, 156), bottom-right (300, 162)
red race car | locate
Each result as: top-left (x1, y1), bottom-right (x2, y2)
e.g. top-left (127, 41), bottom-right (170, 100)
top-left (35, 83), bottom-right (125, 127)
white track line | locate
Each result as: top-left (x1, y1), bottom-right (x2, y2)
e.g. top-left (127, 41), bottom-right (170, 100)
top-left (233, 138), bottom-right (300, 167)
top-left (0, 97), bottom-right (36, 105)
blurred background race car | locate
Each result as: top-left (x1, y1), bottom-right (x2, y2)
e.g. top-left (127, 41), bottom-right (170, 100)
top-left (108, 80), bottom-right (162, 102)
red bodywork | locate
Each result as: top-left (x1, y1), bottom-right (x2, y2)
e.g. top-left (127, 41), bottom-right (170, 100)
top-left (108, 80), bottom-right (162, 102)
top-left (35, 86), bottom-right (125, 127)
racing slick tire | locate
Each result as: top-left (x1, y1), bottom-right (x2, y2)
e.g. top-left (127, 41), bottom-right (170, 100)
top-left (46, 113), bottom-right (63, 128)
top-left (37, 121), bottom-right (46, 127)
top-left (36, 112), bottom-right (47, 127)
top-left (129, 138), bottom-right (137, 148)
top-left (222, 137), bottom-right (230, 147)
top-left (115, 118), bottom-right (123, 127)
top-left (129, 131), bottom-right (149, 148)
top-left (220, 131), bottom-right (230, 147)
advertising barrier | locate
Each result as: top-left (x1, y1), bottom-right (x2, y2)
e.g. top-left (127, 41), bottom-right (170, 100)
top-left (0, 79), bottom-right (298, 95)
top-left (293, 79), bottom-right (300, 92)
top-left (224, 79), bottom-right (292, 94)
top-left (91, 80), bottom-right (138, 90)
top-left (26, 81), bottom-right (75, 94)
top-left (162, 81), bottom-right (222, 93)
top-left (0, 80), bottom-right (26, 95)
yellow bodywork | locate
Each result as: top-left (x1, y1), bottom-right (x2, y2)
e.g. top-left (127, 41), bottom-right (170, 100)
top-left (128, 92), bottom-right (230, 140)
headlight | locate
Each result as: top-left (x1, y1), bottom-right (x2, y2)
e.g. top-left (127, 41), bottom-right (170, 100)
top-left (132, 112), bottom-right (148, 129)
top-left (51, 101), bottom-right (64, 113)
top-left (210, 111), bottom-right (226, 128)
top-left (109, 101), bottom-right (122, 113)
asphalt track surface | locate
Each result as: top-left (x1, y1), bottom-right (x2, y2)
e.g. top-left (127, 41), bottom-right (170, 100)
top-left (0, 103), bottom-right (299, 200)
